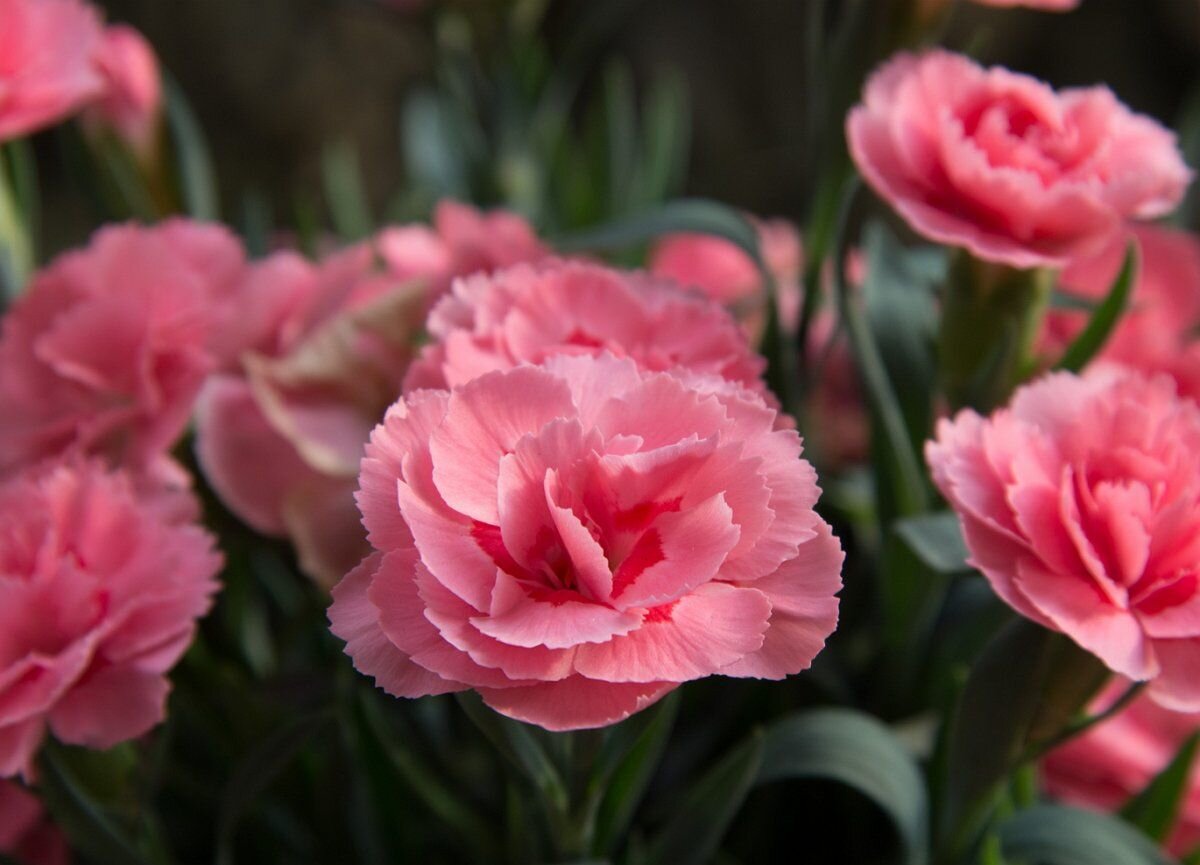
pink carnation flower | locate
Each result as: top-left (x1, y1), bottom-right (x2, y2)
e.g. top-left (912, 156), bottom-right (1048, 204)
top-left (0, 0), bottom-right (104, 141)
top-left (0, 781), bottom-right (69, 865)
top-left (847, 50), bottom-right (1190, 269)
top-left (83, 24), bottom-right (162, 162)
top-left (1043, 682), bottom-right (1200, 856)
top-left (196, 204), bottom-right (547, 585)
top-left (403, 259), bottom-right (767, 393)
top-left (0, 460), bottom-right (221, 778)
top-left (330, 353), bottom-right (843, 730)
top-left (1042, 225), bottom-right (1200, 401)
top-left (648, 218), bottom-right (802, 334)
top-left (928, 368), bottom-right (1200, 710)
top-left (0, 220), bottom-right (246, 478)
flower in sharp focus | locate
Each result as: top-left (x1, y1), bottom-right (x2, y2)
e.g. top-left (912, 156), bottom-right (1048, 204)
top-left (928, 368), bottom-right (1200, 710)
top-left (0, 220), bottom-right (246, 481)
top-left (1043, 681), bottom-right (1200, 856)
top-left (0, 0), bottom-right (105, 142)
top-left (0, 460), bottom-right (221, 778)
top-left (330, 352), bottom-right (843, 730)
top-left (847, 50), bottom-right (1190, 269)
top-left (403, 258), bottom-right (767, 394)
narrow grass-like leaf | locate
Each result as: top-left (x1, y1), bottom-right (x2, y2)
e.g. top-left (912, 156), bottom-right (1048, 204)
top-left (321, 140), bottom-right (373, 241)
top-left (551, 198), bottom-right (761, 266)
top-left (215, 710), bottom-right (333, 865)
top-left (644, 730), bottom-right (765, 865)
top-left (37, 743), bottom-right (153, 865)
top-left (1122, 732), bottom-right (1200, 843)
top-left (164, 76), bottom-right (219, 220)
top-left (1053, 243), bottom-right (1137, 373)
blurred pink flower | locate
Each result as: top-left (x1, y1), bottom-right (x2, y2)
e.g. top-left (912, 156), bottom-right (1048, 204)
top-left (0, 0), bottom-right (104, 141)
top-left (0, 781), bottom-right (69, 865)
top-left (196, 203), bottom-right (548, 585)
top-left (0, 460), bottom-right (220, 779)
top-left (404, 259), bottom-right (767, 393)
top-left (1043, 681), bottom-right (1200, 855)
top-left (928, 368), bottom-right (1200, 710)
top-left (648, 218), bottom-right (802, 333)
top-left (330, 353), bottom-right (843, 730)
top-left (83, 24), bottom-right (162, 163)
top-left (1042, 225), bottom-right (1200, 401)
top-left (847, 50), bottom-right (1190, 269)
top-left (0, 220), bottom-right (246, 479)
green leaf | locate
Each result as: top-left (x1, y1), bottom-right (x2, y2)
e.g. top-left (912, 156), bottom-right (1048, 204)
top-left (893, 511), bottom-right (972, 575)
top-left (551, 198), bottom-right (762, 267)
top-left (215, 709), bottom-right (333, 865)
top-left (37, 743), bottom-right (153, 865)
top-left (860, 222), bottom-right (943, 461)
top-left (941, 619), bottom-right (1109, 855)
top-left (588, 691), bottom-right (680, 857)
top-left (455, 692), bottom-right (569, 818)
top-left (634, 72), bottom-right (689, 208)
top-left (647, 708), bottom-right (929, 865)
top-left (644, 730), bottom-right (765, 865)
top-left (321, 140), bottom-right (374, 241)
top-left (830, 183), bottom-right (929, 518)
top-left (401, 90), bottom-right (472, 200)
top-left (355, 690), bottom-right (498, 852)
top-left (1053, 243), bottom-right (1137, 374)
top-left (757, 709), bottom-right (930, 865)
top-left (1122, 732), bottom-right (1200, 843)
top-left (998, 805), bottom-right (1176, 865)
top-left (0, 143), bottom-right (34, 301)
top-left (164, 75), bottom-right (219, 220)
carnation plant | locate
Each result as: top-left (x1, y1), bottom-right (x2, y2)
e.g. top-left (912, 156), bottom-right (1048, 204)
top-left (2, 1), bottom-right (1200, 863)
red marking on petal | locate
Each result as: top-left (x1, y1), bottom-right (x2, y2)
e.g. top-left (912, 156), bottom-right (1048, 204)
top-left (611, 529), bottom-right (664, 599)
top-left (643, 601), bottom-right (678, 623)
top-left (1136, 572), bottom-right (1198, 616)
top-left (471, 521), bottom-right (530, 580)
top-left (613, 497), bottom-right (682, 533)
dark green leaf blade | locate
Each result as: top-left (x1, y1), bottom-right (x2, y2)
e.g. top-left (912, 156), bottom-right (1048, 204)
top-left (893, 511), bottom-right (972, 575)
top-left (37, 743), bottom-right (153, 865)
top-left (215, 710), bottom-right (333, 865)
top-left (998, 804), bottom-right (1176, 865)
top-left (757, 708), bottom-right (930, 865)
top-left (1053, 243), bottom-right (1137, 373)
top-left (551, 198), bottom-right (761, 266)
top-left (1122, 732), bottom-right (1200, 843)
top-left (164, 76), bottom-right (219, 220)
top-left (644, 729), bottom-right (765, 865)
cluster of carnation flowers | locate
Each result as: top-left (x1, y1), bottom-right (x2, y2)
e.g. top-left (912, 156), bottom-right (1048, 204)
top-left (847, 36), bottom-right (1200, 848)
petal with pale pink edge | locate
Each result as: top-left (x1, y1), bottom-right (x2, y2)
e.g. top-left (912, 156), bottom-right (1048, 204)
top-left (479, 677), bottom-right (675, 731)
top-left (329, 552), bottom-right (463, 698)
top-left (721, 523), bottom-right (843, 679)
top-left (575, 582), bottom-right (771, 682)
top-left (430, 367), bottom-right (575, 524)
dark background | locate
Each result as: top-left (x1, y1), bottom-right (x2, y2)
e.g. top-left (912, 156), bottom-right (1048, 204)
top-left (86, 0), bottom-right (1200, 227)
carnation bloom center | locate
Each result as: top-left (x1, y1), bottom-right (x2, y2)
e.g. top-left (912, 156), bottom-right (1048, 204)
top-left (466, 429), bottom-right (703, 622)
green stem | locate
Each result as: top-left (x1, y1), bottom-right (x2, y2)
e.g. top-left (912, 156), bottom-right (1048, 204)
top-left (1018, 681), bottom-right (1146, 765)
top-left (938, 252), bottom-right (1053, 412)
top-left (0, 143), bottom-right (34, 302)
